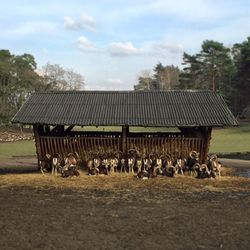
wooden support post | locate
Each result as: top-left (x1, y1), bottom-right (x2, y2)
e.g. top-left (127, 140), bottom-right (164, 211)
top-left (33, 124), bottom-right (42, 168)
top-left (122, 125), bottom-right (129, 155)
top-left (200, 126), bottom-right (212, 163)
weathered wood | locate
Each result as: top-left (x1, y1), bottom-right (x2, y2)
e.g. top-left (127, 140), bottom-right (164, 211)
top-left (122, 126), bottom-right (129, 154)
top-left (33, 125), bottom-right (42, 163)
top-left (65, 125), bottom-right (74, 133)
top-left (201, 127), bottom-right (212, 163)
top-left (51, 125), bottom-right (64, 134)
top-left (36, 132), bottom-right (205, 163)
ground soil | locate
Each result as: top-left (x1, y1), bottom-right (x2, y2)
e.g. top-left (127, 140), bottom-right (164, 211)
top-left (0, 171), bottom-right (250, 250)
top-left (0, 126), bottom-right (250, 250)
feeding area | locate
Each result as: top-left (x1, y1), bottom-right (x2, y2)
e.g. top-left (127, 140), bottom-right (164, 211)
top-left (2, 124), bottom-right (250, 250)
top-left (12, 90), bottom-right (238, 177)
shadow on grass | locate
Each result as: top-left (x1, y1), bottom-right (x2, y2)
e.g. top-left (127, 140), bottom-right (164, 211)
top-left (0, 166), bottom-right (39, 175)
top-left (218, 152), bottom-right (250, 160)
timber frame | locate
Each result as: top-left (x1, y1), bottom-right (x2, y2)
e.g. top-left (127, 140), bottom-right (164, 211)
top-left (12, 90), bottom-right (237, 164)
top-left (33, 124), bottom-right (212, 163)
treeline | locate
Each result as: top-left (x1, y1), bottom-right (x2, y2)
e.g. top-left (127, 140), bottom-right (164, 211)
top-left (0, 50), bottom-right (84, 124)
top-left (134, 37), bottom-right (250, 115)
top-left (1, 37), bottom-right (249, 123)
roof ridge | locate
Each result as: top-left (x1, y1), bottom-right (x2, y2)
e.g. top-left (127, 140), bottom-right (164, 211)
top-left (33, 89), bottom-right (214, 94)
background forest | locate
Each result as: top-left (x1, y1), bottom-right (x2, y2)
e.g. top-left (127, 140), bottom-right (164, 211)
top-left (0, 37), bottom-right (249, 124)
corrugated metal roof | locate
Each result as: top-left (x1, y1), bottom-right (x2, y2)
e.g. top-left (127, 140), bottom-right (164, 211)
top-left (12, 90), bottom-right (238, 127)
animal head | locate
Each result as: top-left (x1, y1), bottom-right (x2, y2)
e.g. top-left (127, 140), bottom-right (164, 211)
top-left (45, 153), bottom-right (51, 159)
top-left (166, 159), bottom-right (172, 166)
top-left (52, 157), bottom-right (58, 166)
top-left (176, 158), bottom-right (185, 166)
top-left (193, 163), bottom-right (201, 171)
top-left (189, 151), bottom-right (199, 160)
top-left (208, 154), bottom-right (218, 162)
top-left (128, 158), bottom-right (134, 164)
top-left (156, 158), bottom-right (162, 165)
top-left (201, 164), bottom-right (209, 172)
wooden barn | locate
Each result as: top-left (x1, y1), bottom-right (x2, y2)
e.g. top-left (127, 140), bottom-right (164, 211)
top-left (12, 90), bottom-right (237, 164)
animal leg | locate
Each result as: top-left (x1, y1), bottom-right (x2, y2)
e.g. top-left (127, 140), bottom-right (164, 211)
top-left (180, 168), bottom-right (184, 175)
top-left (40, 167), bottom-right (45, 175)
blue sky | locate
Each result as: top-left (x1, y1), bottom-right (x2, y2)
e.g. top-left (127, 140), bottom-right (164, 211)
top-left (1, 0), bottom-right (250, 90)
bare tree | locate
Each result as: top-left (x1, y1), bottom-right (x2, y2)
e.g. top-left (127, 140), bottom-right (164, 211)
top-left (41, 63), bottom-right (85, 91)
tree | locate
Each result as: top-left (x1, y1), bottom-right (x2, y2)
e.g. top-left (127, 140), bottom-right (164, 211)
top-left (134, 63), bottom-right (180, 91)
top-left (11, 53), bottom-right (42, 110)
top-left (65, 69), bottom-right (85, 90)
top-left (198, 40), bottom-right (235, 94)
top-left (179, 40), bottom-right (236, 107)
top-left (134, 70), bottom-right (158, 90)
top-left (0, 50), bottom-right (43, 123)
top-left (154, 63), bottom-right (180, 90)
top-left (179, 52), bottom-right (203, 89)
top-left (232, 37), bottom-right (250, 114)
top-left (41, 63), bottom-right (85, 91)
top-left (0, 52), bottom-right (85, 124)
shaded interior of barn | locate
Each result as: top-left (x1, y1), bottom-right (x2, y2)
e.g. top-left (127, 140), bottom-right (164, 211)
top-left (34, 124), bottom-right (211, 163)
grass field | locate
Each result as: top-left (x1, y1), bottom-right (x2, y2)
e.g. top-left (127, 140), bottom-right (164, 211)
top-left (0, 140), bottom-right (35, 158)
top-left (0, 124), bottom-right (249, 158)
top-left (210, 124), bottom-right (250, 153)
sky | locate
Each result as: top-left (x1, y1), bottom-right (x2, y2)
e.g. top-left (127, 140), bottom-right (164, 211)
top-left (1, 0), bottom-right (250, 90)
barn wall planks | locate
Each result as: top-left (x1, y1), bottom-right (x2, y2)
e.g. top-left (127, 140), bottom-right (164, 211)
top-left (36, 135), bottom-right (205, 162)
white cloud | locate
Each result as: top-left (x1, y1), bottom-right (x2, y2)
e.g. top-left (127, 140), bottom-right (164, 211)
top-left (64, 14), bottom-right (96, 32)
top-left (108, 42), bottom-right (143, 57)
top-left (76, 36), bottom-right (98, 52)
top-left (64, 16), bottom-right (75, 29)
top-left (152, 42), bottom-right (184, 54)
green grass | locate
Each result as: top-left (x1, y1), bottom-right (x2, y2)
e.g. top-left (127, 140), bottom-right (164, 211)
top-left (210, 124), bottom-right (250, 153)
top-left (73, 126), bottom-right (179, 133)
top-left (0, 140), bottom-right (36, 158)
top-left (0, 125), bottom-right (249, 159)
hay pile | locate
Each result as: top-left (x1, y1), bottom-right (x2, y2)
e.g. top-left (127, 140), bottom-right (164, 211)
top-left (0, 171), bottom-right (249, 194)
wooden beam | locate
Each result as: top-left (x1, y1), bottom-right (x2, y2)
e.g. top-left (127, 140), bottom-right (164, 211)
top-left (33, 124), bottom-right (42, 166)
top-left (65, 125), bottom-right (75, 133)
top-left (200, 126), bottom-right (212, 163)
top-left (122, 125), bottom-right (129, 155)
top-left (51, 125), bottom-right (64, 134)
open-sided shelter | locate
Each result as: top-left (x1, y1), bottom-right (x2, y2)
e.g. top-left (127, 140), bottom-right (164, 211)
top-left (12, 90), bottom-right (238, 163)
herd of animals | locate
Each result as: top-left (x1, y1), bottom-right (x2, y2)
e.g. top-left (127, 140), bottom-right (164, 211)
top-left (39, 149), bottom-right (222, 179)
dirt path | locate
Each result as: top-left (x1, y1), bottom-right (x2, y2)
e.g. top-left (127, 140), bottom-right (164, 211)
top-left (220, 158), bottom-right (250, 168)
top-left (0, 157), bottom-right (36, 167)
top-left (0, 157), bottom-right (37, 174)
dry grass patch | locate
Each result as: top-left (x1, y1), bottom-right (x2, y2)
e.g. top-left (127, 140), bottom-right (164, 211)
top-left (0, 171), bottom-right (249, 194)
